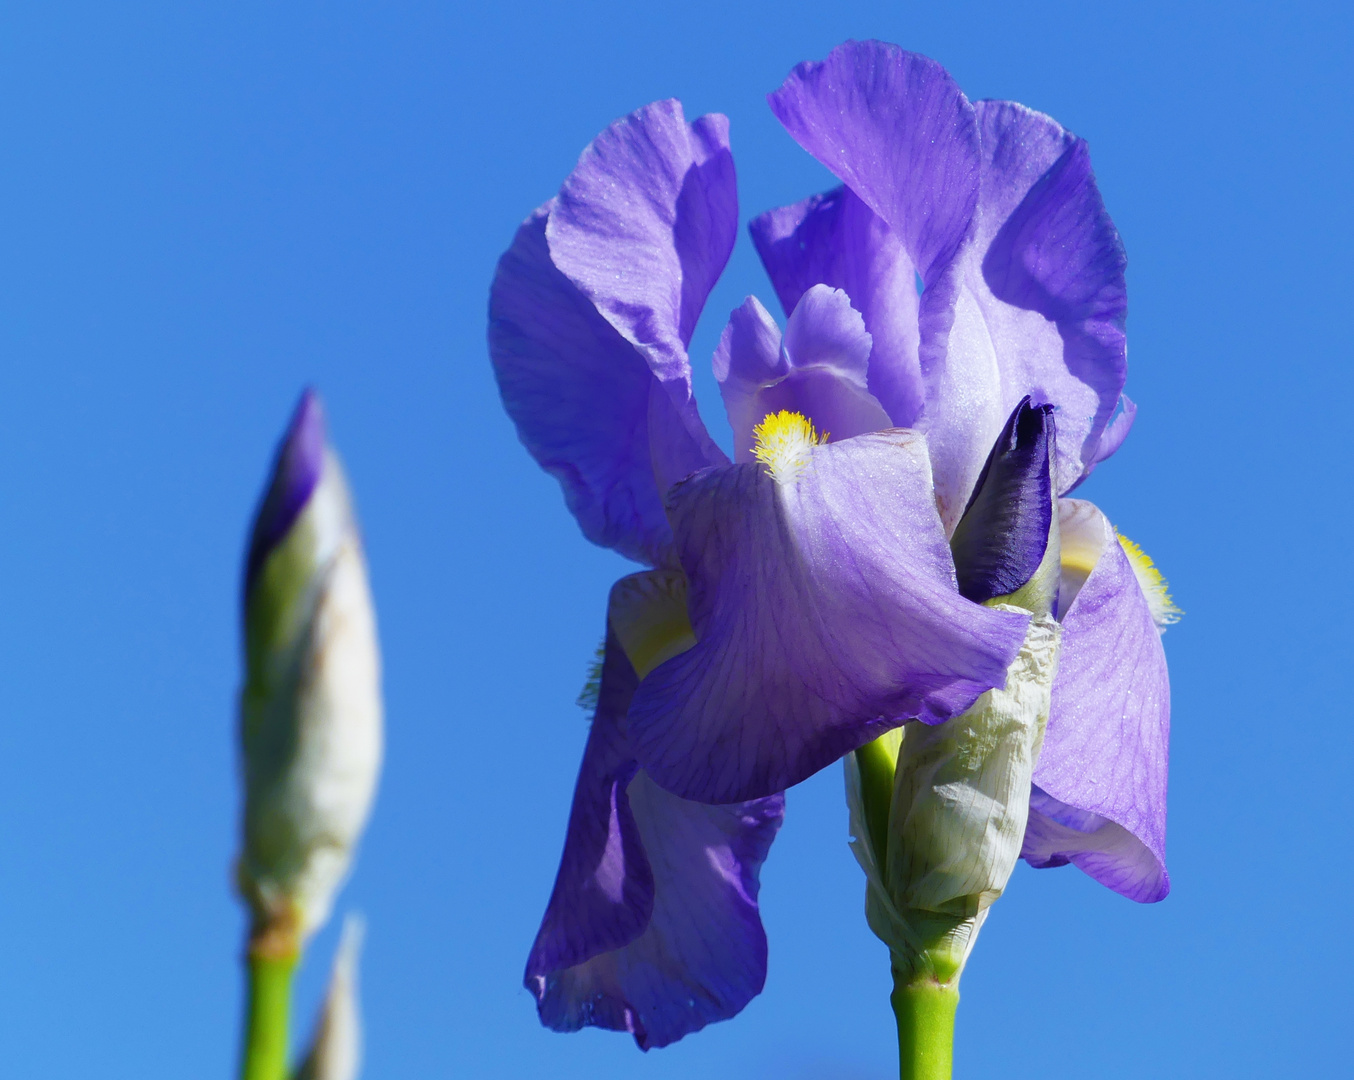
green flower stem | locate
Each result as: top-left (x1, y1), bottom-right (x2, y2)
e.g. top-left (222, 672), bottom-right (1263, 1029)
top-left (854, 738), bottom-right (898, 870)
top-left (240, 934), bottom-right (299, 1080)
top-left (891, 969), bottom-right (959, 1080)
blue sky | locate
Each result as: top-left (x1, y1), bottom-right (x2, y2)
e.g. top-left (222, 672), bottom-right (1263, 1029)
top-left (1, 1), bottom-right (1350, 1076)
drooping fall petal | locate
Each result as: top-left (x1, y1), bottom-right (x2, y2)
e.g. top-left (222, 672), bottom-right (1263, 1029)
top-left (1021, 499), bottom-right (1170, 902)
top-left (628, 430), bottom-right (1028, 803)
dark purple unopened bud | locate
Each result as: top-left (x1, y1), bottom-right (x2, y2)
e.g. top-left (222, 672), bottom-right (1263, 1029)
top-left (949, 397), bottom-right (1056, 608)
top-left (244, 388), bottom-right (327, 602)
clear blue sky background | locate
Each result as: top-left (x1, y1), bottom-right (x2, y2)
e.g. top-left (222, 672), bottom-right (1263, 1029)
top-left (1, 2), bottom-right (1350, 1077)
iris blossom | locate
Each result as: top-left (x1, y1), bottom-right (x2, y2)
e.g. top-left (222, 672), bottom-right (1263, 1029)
top-left (490, 39), bottom-right (1173, 1048)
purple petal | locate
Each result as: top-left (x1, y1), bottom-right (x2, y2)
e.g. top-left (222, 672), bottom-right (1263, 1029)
top-left (768, 41), bottom-right (979, 284)
top-left (245, 388), bottom-right (326, 599)
top-left (1087, 393), bottom-right (1137, 471)
top-left (714, 287), bottom-right (890, 460)
top-left (525, 631), bottom-right (654, 979)
top-left (712, 296), bottom-right (786, 462)
top-left (949, 397), bottom-right (1055, 604)
top-left (536, 773), bottom-right (783, 1050)
top-left (527, 617), bottom-right (784, 1049)
top-left (547, 99), bottom-right (735, 466)
top-left (1022, 786), bottom-right (1167, 903)
top-left (489, 206), bottom-right (675, 566)
top-left (627, 431), bottom-right (1029, 803)
top-left (781, 283), bottom-right (872, 375)
top-left (768, 43), bottom-right (982, 443)
top-left (927, 101), bottom-right (1128, 520)
top-left (750, 187), bottom-right (924, 427)
top-left (1023, 499), bottom-right (1170, 902)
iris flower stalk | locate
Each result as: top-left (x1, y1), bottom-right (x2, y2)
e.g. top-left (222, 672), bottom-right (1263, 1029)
top-left (490, 39), bottom-right (1175, 1073)
top-left (235, 391), bottom-right (383, 1080)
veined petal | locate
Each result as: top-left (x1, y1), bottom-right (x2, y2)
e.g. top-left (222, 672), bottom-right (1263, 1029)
top-left (750, 187), bottom-right (923, 427)
top-left (547, 99), bottom-right (735, 465)
top-left (490, 206), bottom-right (677, 566)
top-left (769, 41), bottom-right (979, 285)
top-left (714, 287), bottom-right (890, 460)
top-left (1022, 786), bottom-right (1165, 903)
top-left (782, 283), bottom-right (873, 376)
top-left (1022, 499), bottom-right (1170, 902)
top-left (929, 101), bottom-right (1128, 524)
top-left (768, 42), bottom-right (981, 445)
top-left (539, 773), bottom-right (783, 1051)
top-left (628, 431), bottom-right (1029, 804)
top-left (527, 577), bottom-right (785, 1049)
top-left (712, 296), bottom-right (788, 462)
top-left (525, 631), bottom-right (655, 978)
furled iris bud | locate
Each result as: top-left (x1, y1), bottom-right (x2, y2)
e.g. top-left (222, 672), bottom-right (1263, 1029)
top-left (845, 400), bottom-right (1059, 1012)
top-left (296, 915), bottom-right (365, 1080)
top-left (236, 390), bottom-right (383, 949)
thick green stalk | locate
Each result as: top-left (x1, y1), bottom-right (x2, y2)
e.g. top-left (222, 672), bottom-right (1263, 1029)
top-left (239, 928), bottom-right (299, 1080)
top-left (891, 969), bottom-right (959, 1080)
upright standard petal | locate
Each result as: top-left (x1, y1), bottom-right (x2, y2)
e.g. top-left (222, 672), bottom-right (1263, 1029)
top-left (713, 286), bottom-right (890, 461)
top-left (929, 101), bottom-right (1128, 523)
top-left (490, 205), bottom-right (677, 566)
top-left (750, 187), bottom-right (923, 427)
top-left (547, 99), bottom-right (735, 466)
top-left (1021, 499), bottom-right (1170, 902)
top-left (768, 42), bottom-right (978, 285)
top-left (627, 430), bottom-right (1029, 804)
top-left (526, 575), bottom-right (784, 1050)
top-left (767, 42), bottom-right (981, 440)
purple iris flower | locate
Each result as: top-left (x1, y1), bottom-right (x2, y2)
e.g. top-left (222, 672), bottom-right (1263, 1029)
top-left (491, 39), bottom-right (1173, 1046)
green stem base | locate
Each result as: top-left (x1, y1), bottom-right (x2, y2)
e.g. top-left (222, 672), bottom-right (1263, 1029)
top-left (240, 950), bottom-right (298, 1080)
top-left (890, 971), bottom-right (959, 1080)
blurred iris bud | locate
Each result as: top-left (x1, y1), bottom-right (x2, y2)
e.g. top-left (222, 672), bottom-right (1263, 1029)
top-left (847, 398), bottom-right (1060, 990)
top-left (236, 390), bottom-right (383, 952)
top-left (296, 915), bottom-right (365, 1080)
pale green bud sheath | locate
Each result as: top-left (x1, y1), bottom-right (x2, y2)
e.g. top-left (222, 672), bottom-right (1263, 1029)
top-left (235, 391), bottom-right (382, 1080)
top-left (847, 399), bottom-right (1060, 1079)
top-left (295, 915), bottom-right (365, 1080)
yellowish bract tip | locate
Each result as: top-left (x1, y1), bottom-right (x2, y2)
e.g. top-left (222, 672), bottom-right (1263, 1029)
top-left (1117, 532), bottom-right (1182, 629)
top-left (752, 410), bottom-right (827, 484)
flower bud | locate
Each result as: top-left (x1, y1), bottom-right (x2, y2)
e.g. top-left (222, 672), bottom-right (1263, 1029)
top-left (847, 613), bottom-right (1060, 984)
top-left (237, 391), bottom-right (383, 947)
top-left (949, 397), bottom-right (1059, 617)
top-left (295, 915), bottom-right (365, 1080)
top-left (847, 399), bottom-right (1063, 985)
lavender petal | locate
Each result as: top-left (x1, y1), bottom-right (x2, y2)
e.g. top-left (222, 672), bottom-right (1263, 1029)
top-left (1023, 499), bottom-right (1170, 902)
top-left (628, 432), bottom-right (1029, 803)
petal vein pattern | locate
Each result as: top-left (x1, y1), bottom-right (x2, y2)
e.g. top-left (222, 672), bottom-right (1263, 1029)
top-left (627, 431), bottom-right (1029, 803)
top-left (548, 99), bottom-right (735, 466)
top-left (930, 102), bottom-right (1128, 520)
top-left (490, 98), bottom-right (736, 567)
top-left (757, 42), bottom-right (1130, 530)
top-left (490, 207), bottom-right (676, 566)
top-left (1022, 499), bottom-right (1170, 902)
top-left (526, 586), bottom-right (784, 1050)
